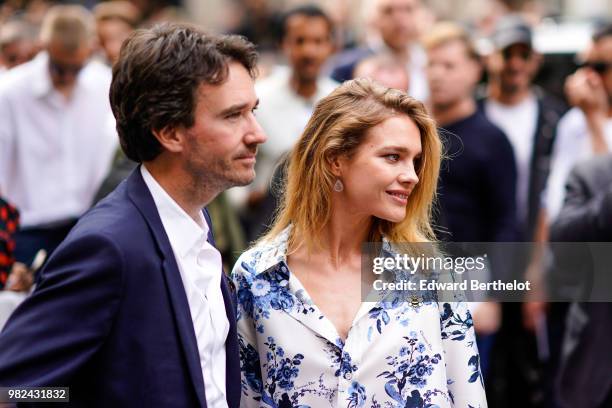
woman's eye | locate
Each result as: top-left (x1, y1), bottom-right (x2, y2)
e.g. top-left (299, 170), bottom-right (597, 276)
top-left (385, 154), bottom-right (400, 162)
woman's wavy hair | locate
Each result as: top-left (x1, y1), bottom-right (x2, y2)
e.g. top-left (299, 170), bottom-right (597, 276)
top-left (263, 78), bottom-right (442, 251)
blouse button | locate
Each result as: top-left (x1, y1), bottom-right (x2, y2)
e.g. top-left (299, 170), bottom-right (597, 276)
top-left (343, 371), bottom-right (353, 380)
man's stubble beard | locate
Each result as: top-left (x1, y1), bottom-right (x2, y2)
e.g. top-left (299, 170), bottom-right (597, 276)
top-left (183, 154), bottom-right (254, 202)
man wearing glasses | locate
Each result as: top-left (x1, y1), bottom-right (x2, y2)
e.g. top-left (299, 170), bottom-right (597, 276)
top-left (482, 15), bottom-right (567, 243)
top-left (479, 15), bottom-right (568, 407)
top-left (545, 24), bottom-right (612, 223)
top-left (0, 5), bottom-right (117, 269)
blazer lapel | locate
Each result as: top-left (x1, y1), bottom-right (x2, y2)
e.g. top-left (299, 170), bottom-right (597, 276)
top-left (126, 167), bottom-right (207, 408)
top-left (221, 274), bottom-right (241, 408)
top-left (203, 207), bottom-right (241, 408)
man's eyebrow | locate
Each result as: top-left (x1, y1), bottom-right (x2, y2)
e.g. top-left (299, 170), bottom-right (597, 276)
top-left (218, 99), bottom-right (259, 117)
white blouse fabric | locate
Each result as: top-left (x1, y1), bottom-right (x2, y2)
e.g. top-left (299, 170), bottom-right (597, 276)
top-left (232, 227), bottom-right (487, 408)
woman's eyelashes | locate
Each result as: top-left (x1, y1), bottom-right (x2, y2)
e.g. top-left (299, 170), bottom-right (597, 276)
top-left (384, 153), bottom-right (400, 162)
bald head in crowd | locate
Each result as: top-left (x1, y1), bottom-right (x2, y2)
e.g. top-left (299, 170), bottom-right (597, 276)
top-left (353, 53), bottom-right (410, 90)
top-left (39, 5), bottom-right (95, 95)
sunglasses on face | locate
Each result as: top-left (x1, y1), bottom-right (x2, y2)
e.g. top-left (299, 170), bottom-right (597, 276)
top-left (501, 47), bottom-right (533, 61)
top-left (578, 61), bottom-right (611, 74)
top-left (48, 58), bottom-right (84, 77)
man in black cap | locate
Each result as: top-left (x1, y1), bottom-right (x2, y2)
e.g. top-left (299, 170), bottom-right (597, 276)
top-left (481, 14), bottom-right (566, 242)
top-left (478, 14), bottom-right (568, 408)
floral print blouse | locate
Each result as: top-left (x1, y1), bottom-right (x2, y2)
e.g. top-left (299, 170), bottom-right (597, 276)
top-left (231, 227), bottom-right (487, 408)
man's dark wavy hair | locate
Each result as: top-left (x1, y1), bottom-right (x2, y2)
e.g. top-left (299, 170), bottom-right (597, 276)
top-left (109, 23), bottom-right (258, 162)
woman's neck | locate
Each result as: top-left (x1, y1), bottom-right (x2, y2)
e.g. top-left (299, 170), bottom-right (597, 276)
top-left (316, 204), bottom-right (373, 269)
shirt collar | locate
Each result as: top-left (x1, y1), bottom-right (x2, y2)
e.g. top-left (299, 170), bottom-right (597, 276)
top-left (141, 165), bottom-right (208, 259)
top-left (251, 224), bottom-right (399, 275)
top-left (251, 226), bottom-right (291, 275)
top-left (29, 51), bottom-right (95, 99)
top-left (29, 52), bottom-right (54, 98)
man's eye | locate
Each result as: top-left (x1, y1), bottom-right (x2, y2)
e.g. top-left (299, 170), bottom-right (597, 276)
top-left (251, 106), bottom-right (258, 115)
top-left (226, 112), bottom-right (241, 119)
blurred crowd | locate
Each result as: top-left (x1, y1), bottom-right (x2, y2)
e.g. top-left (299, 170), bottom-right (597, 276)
top-left (0, 0), bottom-right (611, 407)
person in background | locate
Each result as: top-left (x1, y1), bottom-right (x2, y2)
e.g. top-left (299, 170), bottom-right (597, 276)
top-left (482, 14), bottom-right (566, 242)
top-left (549, 154), bottom-right (612, 408)
top-left (0, 197), bottom-right (19, 288)
top-left (479, 14), bottom-right (568, 408)
top-left (93, 0), bottom-right (141, 65)
top-left (236, 4), bottom-right (337, 241)
top-left (330, 0), bottom-right (429, 100)
top-left (0, 5), bottom-right (117, 268)
top-left (0, 17), bottom-right (38, 72)
top-left (353, 52), bottom-right (410, 90)
top-left (424, 22), bottom-right (517, 244)
top-left (525, 29), bottom-right (612, 403)
top-left (544, 23), bottom-right (612, 223)
top-left (424, 21), bottom-right (517, 380)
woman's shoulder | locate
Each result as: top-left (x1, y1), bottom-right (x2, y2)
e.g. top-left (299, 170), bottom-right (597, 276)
top-left (231, 227), bottom-right (291, 281)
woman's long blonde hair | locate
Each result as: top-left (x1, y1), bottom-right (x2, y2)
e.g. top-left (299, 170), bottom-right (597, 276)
top-left (262, 78), bottom-right (442, 251)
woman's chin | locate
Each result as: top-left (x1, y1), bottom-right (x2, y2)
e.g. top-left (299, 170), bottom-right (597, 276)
top-left (374, 209), bottom-right (406, 224)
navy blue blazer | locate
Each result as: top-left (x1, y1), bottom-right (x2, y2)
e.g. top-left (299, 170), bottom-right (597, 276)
top-left (0, 167), bottom-right (241, 407)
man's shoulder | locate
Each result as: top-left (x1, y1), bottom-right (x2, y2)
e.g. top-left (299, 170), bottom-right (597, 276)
top-left (469, 110), bottom-right (508, 139)
top-left (536, 91), bottom-right (567, 116)
top-left (557, 107), bottom-right (587, 134)
top-left (570, 154), bottom-right (612, 183)
top-left (0, 58), bottom-right (40, 96)
top-left (79, 60), bottom-right (112, 93)
top-left (317, 76), bottom-right (340, 96)
top-left (70, 182), bottom-right (150, 249)
top-left (256, 68), bottom-right (289, 94)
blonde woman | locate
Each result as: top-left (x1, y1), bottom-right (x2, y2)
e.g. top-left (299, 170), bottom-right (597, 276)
top-left (232, 79), bottom-right (487, 408)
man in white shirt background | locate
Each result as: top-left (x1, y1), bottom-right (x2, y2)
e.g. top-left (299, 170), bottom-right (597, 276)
top-left (0, 5), bottom-right (117, 268)
top-left (545, 24), bottom-right (612, 223)
top-left (236, 4), bottom-right (337, 241)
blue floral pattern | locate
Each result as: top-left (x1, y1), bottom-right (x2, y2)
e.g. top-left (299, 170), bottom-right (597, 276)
top-left (232, 227), bottom-right (487, 407)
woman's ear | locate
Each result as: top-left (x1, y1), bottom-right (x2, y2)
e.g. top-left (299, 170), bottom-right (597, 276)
top-left (152, 125), bottom-right (184, 153)
top-left (327, 154), bottom-right (344, 177)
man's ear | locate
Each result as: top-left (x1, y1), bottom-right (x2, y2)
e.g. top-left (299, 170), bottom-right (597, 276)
top-left (470, 58), bottom-right (484, 87)
top-left (152, 126), bottom-right (184, 153)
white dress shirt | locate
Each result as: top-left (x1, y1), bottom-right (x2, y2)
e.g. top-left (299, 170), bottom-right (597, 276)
top-left (0, 52), bottom-right (117, 227)
top-left (141, 165), bottom-right (229, 408)
top-left (545, 107), bottom-right (612, 221)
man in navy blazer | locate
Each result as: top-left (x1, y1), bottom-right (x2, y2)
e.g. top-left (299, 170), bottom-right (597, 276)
top-left (0, 23), bottom-right (267, 407)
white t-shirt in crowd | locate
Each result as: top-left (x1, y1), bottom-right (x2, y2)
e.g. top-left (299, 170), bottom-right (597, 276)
top-left (485, 93), bottom-right (538, 224)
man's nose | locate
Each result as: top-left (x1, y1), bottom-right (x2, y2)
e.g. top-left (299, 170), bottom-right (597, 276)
top-left (245, 113), bottom-right (267, 145)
